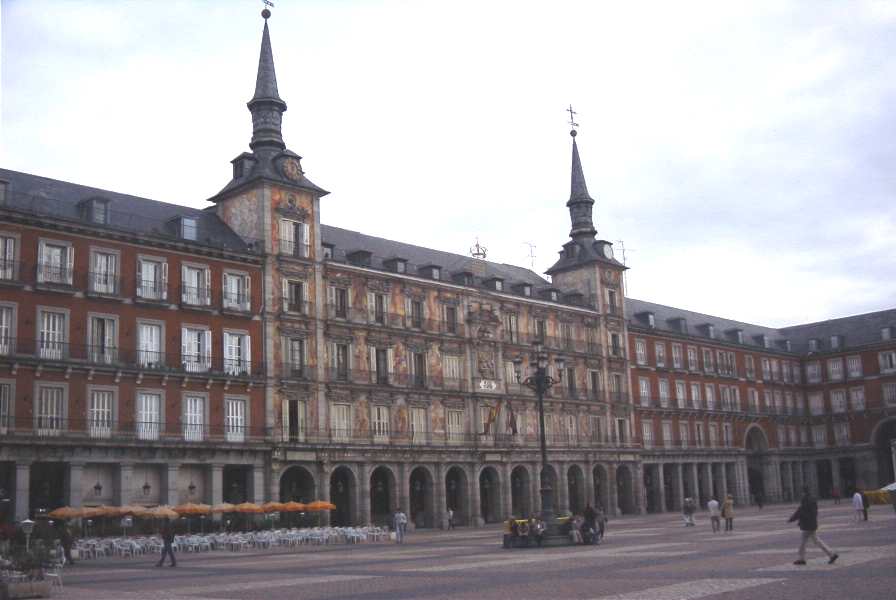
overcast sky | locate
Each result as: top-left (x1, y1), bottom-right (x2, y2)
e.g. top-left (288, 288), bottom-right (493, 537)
top-left (2, 0), bottom-right (894, 328)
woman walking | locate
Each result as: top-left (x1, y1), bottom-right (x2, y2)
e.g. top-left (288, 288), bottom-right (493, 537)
top-left (722, 494), bottom-right (735, 532)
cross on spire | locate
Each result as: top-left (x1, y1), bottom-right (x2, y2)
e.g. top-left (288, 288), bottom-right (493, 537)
top-left (566, 104), bottom-right (579, 132)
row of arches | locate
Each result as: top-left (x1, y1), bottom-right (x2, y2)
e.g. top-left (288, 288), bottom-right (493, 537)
top-left (279, 462), bottom-right (639, 527)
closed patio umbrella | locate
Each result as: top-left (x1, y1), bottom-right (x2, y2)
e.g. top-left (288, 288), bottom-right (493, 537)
top-left (261, 501), bottom-right (286, 513)
top-left (233, 502), bottom-right (263, 514)
top-left (210, 502), bottom-right (236, 514)
top-left (174, 503), bottom-right (212, 515)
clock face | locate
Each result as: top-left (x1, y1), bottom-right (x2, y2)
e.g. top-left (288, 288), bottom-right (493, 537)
top-left (282, 158), bottom-right (302, 181)
top-left (603, 244), bottom-right (614, 259)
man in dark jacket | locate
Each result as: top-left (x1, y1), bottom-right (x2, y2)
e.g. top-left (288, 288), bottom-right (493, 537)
top-left (156, 520), bottom-right (177, 567)
top-left (788, 486), bottom-right (838, 565)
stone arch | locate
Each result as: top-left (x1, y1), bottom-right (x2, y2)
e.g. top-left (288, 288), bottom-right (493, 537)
top-left (478, 465), bottom-right (502, 523)
top-left (616, 464), bottom-right (635, 514)
top-left (369, 465), bottom-right (397, 525)
top-left (409, 465), bottom-right (435, 529)
top-left (870, 417), bottom-right (896, 486)
top-left (567, 464), bottom-right (586, 515)
top-left (745, 424), bottom-right (770, 452)
top-left (745, 425), bottom-right (770, 502)
top-left (330, 465), bottom-right (357, 526)
top-left (279, 465), bottom-right (316, 503)
top-left (445, 464), bottom-right (470, 526)
top-left (510, 465), bottom-right (531, 518)
top-left (592, 464), bottom-right (610, 513)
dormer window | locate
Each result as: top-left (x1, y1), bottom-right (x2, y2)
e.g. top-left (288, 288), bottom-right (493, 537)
top-left (808, 339), bottom-right (819, 352)
top-left (91, 199), bottom-right (109, 224)
top-left (0, 180), bottom-right (7, 204)
top-left (431, 267), bottom-right (440, 280)
top-left (181, 217), bottom-right (198, 241)
top-left (549, 290), bottom-right (558, 301)
top-left (397, 261), bottom-right (407, 274)
top-left (784, 340), bottom-right (792, 351)
top-left (647, 313), bottom-right (655, 328)
top-left (522, 284), bottom-right (531, 297)
top-left (883, 327), bottom-right (893, 341)
top-left (495, 280), bottom-right (503, 292)
top-left (346, 250), bottom-right (372, 267)
top-left (417, 264), bottom-right (440, 280)
top-left (453, 271), bottom-right (474, 286)
top-left (485, 278), bottom-right (504, 292)
top-left (829, 335), bottom-right (841, 350)
top-left (322, 244), bottom-right (334, 260)
top-left (699, 324), bottom-right (715, 339)
top-left (385, 258), bottom-right (407, 274)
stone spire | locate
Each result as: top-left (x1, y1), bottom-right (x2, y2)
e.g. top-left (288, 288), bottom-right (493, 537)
top-left (566, 130), bottom-right (597, 240)
top-left (247, 9), bottom-right (287, 151)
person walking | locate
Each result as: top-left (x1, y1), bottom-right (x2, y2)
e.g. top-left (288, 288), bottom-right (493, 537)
top-left (446, 507), bottom-right (455, 530)
top-left (156, 520), bottom-right (176, 567)
top-left (831, 486), bottom-right (841, 505)
top-left (852, 490), bottom-right (864, 523)
top-left (788, 486), bottom-right (838, 565)
top-left (707, 496), bottom-right (721, 533)
top-left (59, 522), bottom-right (75, 565)
top-left (755, 491), bottom-right (764, 510)
top-left (722, 494), bottom-right (735, 532)
top-left (682, 497), bottom-right (696, 527)
top-left (595, 505), bottom-right (606, 541)
top-left (393, 508), bottom-right (408, 544)
top-left (861, 491), bottom-right (870, 521)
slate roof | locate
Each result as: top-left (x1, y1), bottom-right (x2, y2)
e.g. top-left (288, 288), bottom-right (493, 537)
top-left (780, 309), bottom-right (896, 354)
top-left (0, 168), bottom-right (253, 254)
top-left (320, 224), bottom-right (552, 289)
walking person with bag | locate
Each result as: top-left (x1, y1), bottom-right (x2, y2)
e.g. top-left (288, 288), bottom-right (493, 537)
top-left (707, 496), bottom-right (721, 533)
top-left (788, 486), bottom-right (838, 566)
top-left (722, 494), bottom-right (735, 532)
top-left (156, 520), bottom-right (177, 567)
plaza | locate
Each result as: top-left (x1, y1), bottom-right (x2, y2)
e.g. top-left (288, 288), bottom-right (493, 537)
top-left (58, 502), bottom-right (895, 599)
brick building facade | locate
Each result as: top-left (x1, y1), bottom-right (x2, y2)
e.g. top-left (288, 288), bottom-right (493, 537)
top-left (0, 12), bottom-right (893, 527)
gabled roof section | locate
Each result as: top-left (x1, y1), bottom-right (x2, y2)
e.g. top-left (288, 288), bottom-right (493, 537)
top-left (779, 308), bottom-right (896, 353)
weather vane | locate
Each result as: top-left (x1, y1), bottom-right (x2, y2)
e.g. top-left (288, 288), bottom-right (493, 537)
top-left (566, 104), bottom-right (579, 131)
top-left (470, 238), bottom-right (488, 260)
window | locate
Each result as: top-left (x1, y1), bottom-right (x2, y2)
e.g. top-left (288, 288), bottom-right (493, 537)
top-left (830, 335), bottom-right (840, 349)
top-left (328, 286), bottom-right (349, 319)
top-left (671, 344), bottom-right (683, 369)
top-left (88, 389), bottom-right (113, 438)
top-left (447, 409), bottom-right (464, 443)
top-left (748, 389), bottom-right (759, 413)
top-left (368, 346), bottom-right (393, 384)
top-left (0, 382), bottom-right (10, 433)
top-left (641, 421), bottom-right (653, 448)
top-left (635, 339), bottom-right (647, 365)
top-left (812, 425), bottom-right (826, 448)
top-left (708, 423), bottom-right (719, 447)
top-left (702, 349), bottom-right (713, 373)
top-left (88, 316), bottom-right (117, 364)
top-left (723, 423), bottom-right (732, 447)
top-left (286, 338), bottom-right (306, 378)
top-left (704, 384), bottom-right (715, 410)
top-left (329, 342), bottom-right (350, 381)
top-left (38, 309), bottom-right (67, 359)
top-left (137, 392), bottom-right (161, 440)
top-left (282, 398), bottom-right (306, 442)
top-left (373, 405), bottom-right (390, 441)
top-left (850, 387), bottom-right (865, 411)
top-left (91, 199), bottom-right (108, 224)
top-left (809, 393), bottom-right (824, 415)
top-left (610, 333), bottom-right (622, 357)
top-left (834, 422), bottom-right (850, 446)
top-left (90, 251), bottom-right (118, 295)
top-left (879, 351), bottom-right (896, 374)
top-left (830, 390), bottom-right (847, 413)
top-left (0, 235), bottom-right (16, 281)
top-left (638, 377), bottom-right (651, 406)
top-left (503, 313), bottom-right (518, 343)
top-left (0, 306), bottom-right (13, 355)
top-left (605, 289), bottom-right (618, 314)
top-left (566, 367), bottom-right (576, 395)
top-left (279, 219), bottom-right (310, 258)
top-left (138, 322), bottom-right (163, 368)
top-left (36, 384), bottom-right (65, 436)
top-left (224, 273), bottom-right (251, 311)
top-left (445, 305), bottom-right (458, 334)
top-left (679, 422), bottom-right (689, 448)
top-left (662, 421), bottom-right (672, 448)
top-left (690, 383), bottom-right (701, 408)
top-left (367, 292), bottom-right (387, 325)
top-left (827, 358), bottom-right (843, 381)
top-left (882, 327), bottom-right (893, 341)
top-left (658, 379), bottom-right (670, 407)
top-left (182, 265), bottom-right (211, 306)
top-left (407, 299), bottom-right (424, 329)
top-left (181, 217), bottom-right (198, 241)
top-left (534, 318), bottom-right (547, 342)
top-left (409, 350), bottom-right (426, 388)
top-left (223, 332), bottom-right (251, 375)
top-left (495, 280), bottom-right (504, 292)
top-left (847, 356), bottom-right (862, 378)
top-left (589, 370), bottom-right (601, 398)
top-left (225, 397), bottom-right (246, 442)
top-left (616, 418), bottom-right (628, 444)
top-left (410, 407), bottom-right (427, 443)
top-left (806, 362), bottom-right (821, 383)
top-left (671, 381), bottom-right (685, 408)
top-left (884, 383), bottom-right (896, 407)
top-left (566, 414), bottom-right (577, 443)
top-left (760, 358), bottom-right (771, 380)
top-left (695, 422), bottom-right (704, 447)
top-left (37, 240), bottom-right (73, 285)
top-left (137, 258), bottom-right (167, 300)
top-left (181, 327), bottom-right (211, 372)
top-left (808, 339), bottom-right (818, 352)
top-left (183, 395), bottom-right (205, 441)
top-left (687, 347), bottom-right (698, 371)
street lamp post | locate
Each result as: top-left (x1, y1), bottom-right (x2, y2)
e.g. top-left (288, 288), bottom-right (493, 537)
top-left (513, 342), bottom-right (565, 531)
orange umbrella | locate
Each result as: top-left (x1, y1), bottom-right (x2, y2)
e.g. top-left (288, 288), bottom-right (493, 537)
top-left (174, 503), bottom-right (212, 515)
top-left (233, 502), bottom-right (263, 514)
top-left (261, 501), bottom-right (286, 513)
top-left (48, 506), bottom-right (83, 519)
top-left (210, 502), bottom-right (236, 514)
top-left (116, 505), bottom-right (146, 516)
top-left (80, 506), bottom-right (108, 518)
top-left (281, 501), bottom-right (306, 512)
top-left (146, 506), bottom-right (180, 520)
top-left (305, 500), bottom-right (337, 511)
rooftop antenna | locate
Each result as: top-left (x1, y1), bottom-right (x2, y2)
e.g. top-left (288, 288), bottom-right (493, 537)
top-left (615, 239), bottom-right (633, 293)
top-left (524, 242), bottom-right (537, 270)
top-left (470, 238), bottom-right (488, 260)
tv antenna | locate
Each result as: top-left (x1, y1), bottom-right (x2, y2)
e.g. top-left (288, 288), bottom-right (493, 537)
top-left (524, 242), bottom-right (537, 270)
top-left (470, 238), bottom-right (488, 260)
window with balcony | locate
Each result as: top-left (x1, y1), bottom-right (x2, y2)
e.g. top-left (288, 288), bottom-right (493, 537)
top-left (846, 355), bottom-right (862, 378)
top-left (183, 394), bottom-right (206, 441)
top-left (560, 322), bottom-right (574, 351)
top-left (445, 305), bottom-right (458, 334)
top-left (879, 351), bottom-right (896, 374)
top-left (371, 405), bottom-right (390, 441)
top-left (181, 327), bottom-right (211, 372)
top-left (367, 292), bottom-right (387, 325)
top-left (605, 289), bottom-right (618, 314)
top-left (759, 357), bottom-right (769, 380)
top-left (225, 397), bottom-right (246, 442)
top-left (783, 391), bottom-right (792, 414)
top-left (330, 342), bottom-right (350, 381)
top-left (849, 387), bottom-right (865, 411)
top-left (224, 272), bottom-right (251, 311)
top-left (88, 389), bottom-right (113, 439)
top-left (723, 423), bottom-right (732, 447)
top-left (655, 343), bottom-right (666, 368)
top-left (36, 384), bottom-right (65, 436)
top-left (827, 358), bottom-right (843, 381)
top-left (503, 313), bottom-right (518, 343)
top-left (410, 407), bottom-right (427, 443)
top-left (285, 338), bottom-right (306, 379)
top-left (641, 421), bottom-right (653, 448)
top-left (589, 370), bottom-right (601, 398)
top-left (635, 339), bottom-right (647, 365)
top-left (223, 332), bottom-right (251, 375)
top-left (704, 384), bottom-right (715, 410)
top-left (834, 422), bottom-right (849, 446)
top-left (38, 309), bottom-right (67, 359)
top-left (679, 422), bottom-right (689, 448)
top-left (534, 318), bottom-right (547, 342)
top-left (182, 265), bottom-right (211, 306)
top-left (616, 418), bottom-right (628, 444)
top-left (702, 349), bottom-right (714, 373)
top-left (138, 322), bottom-right (163, 368)
top-left (88, 316), bottom-right (117, 364)
top-left (745, 355), bottom-right (755, 379)
top-left (687, 347), bottom-right (698, 371)
top-left (0, 382), bottom-right (10, 433)
top-left (674, 380), bottom-right (686, 408)
top-left (812, 425), bottom-right (826, 448)
top-left (809, 393), bottom-right (824, 415)
top-left (90, 251), bottom-right (118, 295)
top-left (770, 358), bottom-right (780, 381)
top-left (638, 377), bottom-right (650, 406)
top-left (368, 346), bottom-right (393, 384)
top-left (137, 258), bottom-right (167, 300)
top-left (0, 306), bottom-right (13, 355)
top-left (671, 344), bottom-right (683, 369)
top-left (884, 383), bottom-right (896, 407)
top-left (447, 409), bottom-right (464, 443)
top-left (610, 333), bottom-right (622, 357)
top-left (806, 361), bottom-right (821, 383)
top-left (662, 421), bottom-right (672, 448)
top-left (326, 286), bottom-right (349, 319)
top-left (565, 367), bottom-right (576, 396)
top-left (0, 235), bottom-right (16, 281)
top-left (279, 219), bottom-right (310, 258)
top-left (137, 392), bottom-right (161, 441)
top-left (695, 422), bottom-right (704, 447)
top-left (708, 423), bottom-right (719, 447)
top-left (37, 241), bottom-right (73, 285)
top-left (690, 383), bottom-right (701, 408)
top-left (282, 398), bottom-right (305, 443)
top-left (443, 354), bottom-right (462, 389)
top-left (830, 389), bottom-right (847, 413)
top-left (407, 299), bottom-right (424, 329)
top-left (748, 388), bottom-right (759, 413)
top-left (591, 415), bottom-right (604, 443)
top-left (566, 414), bottom-right (577, 443)
top-left (658, 379), bottom-right (669, 407)
top-left (409, 351), bottom-right (426, 388)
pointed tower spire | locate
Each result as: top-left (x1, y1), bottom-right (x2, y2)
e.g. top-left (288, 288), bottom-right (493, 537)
top-left (247, 9), bottom-right (287, 151)
top-left (567, 129), bottom-right (597, 239)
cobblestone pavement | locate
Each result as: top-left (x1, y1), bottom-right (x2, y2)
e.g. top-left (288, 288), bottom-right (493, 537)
top-left (57, 501), bottom-right (895, 600)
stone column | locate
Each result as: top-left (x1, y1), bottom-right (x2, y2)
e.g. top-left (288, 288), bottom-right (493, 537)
top-left (164, 464), bottom-right (180, 507)
top-left (734, 460), bottom-right (749, 506)
top-left (806, 461), bottom-right (819, 497)
top-left (653, 464), bottom-right (665, 512)
top-left (471, 464), bottom-right (483, 526)
top-left (718, 463), bottom-right (728, 500)
top-left (556, 462), bottom-right (569, 514)
top-left (502, 462), bottom-right (512, 520)
top-left (794, 461), bottom-right (804, 494)
top-left (117, 463), bottom-right (133, 506)
top-left (689, 463), bottom-right (699, 506)
top-left (210, 464), bottom-right (224, 522)
top-left (398, 462), bottom-right (409, 516)
top-left (434, 463), bottom-right (447, 529)
top-left (633, 462), bottom-right (645, 514)
top-left (67, 463), bottom-right (84, 508)
top-left (830, 458), bottom-right (841, 494)
top-left (675, 463), bottom-right (685, 510)
top-left (699, 463), bottom-right (712, 502)
top-left (14, 462), bottom-right (30, 521)
top-left (318, 463), bottom-right (331, 526)
top-left (606, 463), bottom-right (618, 516)
top-left (359, 463), bottom-right (371, 525)
top-left (584, 462), bottom-right (596, 509)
